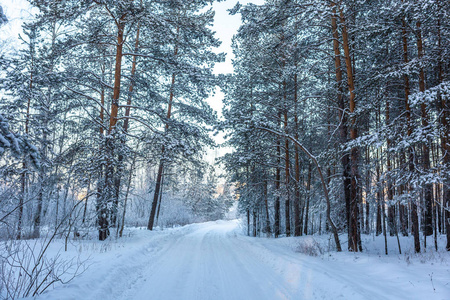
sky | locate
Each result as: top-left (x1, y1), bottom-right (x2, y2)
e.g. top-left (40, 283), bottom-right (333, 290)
top-left (208, 0), bottom-right (264, 116)
top-left (205, 0), bottom-right (264, 166)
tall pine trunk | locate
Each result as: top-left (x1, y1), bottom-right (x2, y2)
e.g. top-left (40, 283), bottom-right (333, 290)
top-left (293, 73), bottom-right (302, 236)
top-left (18, 59), bottom-right (33, 239)
top-left (386, 96), bottom-right (395, 237)
top-left (416, 21), bottom-right (433, 237)
top-left (331, 4), bottom-right (351, 235)
top-left (284, 104), bottom-right (291, 237)
top-left (99, 15), bottom-right (126, 241)
top-left (148, 26), bottom-right (179, 230)
top-left (339, 4), bottom-right (361, 251)
top-left (264, 179), bottom-right (271, 236)
top-left (401, 12), bottom-right (420, 252)
top-left (304, 163), bottom-right (312, 235)
top-left (274, 114), bottom-right (281, 238)
top-left (112, 24), bottom-right (140, 228)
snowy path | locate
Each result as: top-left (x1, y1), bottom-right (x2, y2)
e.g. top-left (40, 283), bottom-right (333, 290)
top-left (116, 221), bottom-right (296, 300)
top-left (38, 220), bottom-right (449, 300)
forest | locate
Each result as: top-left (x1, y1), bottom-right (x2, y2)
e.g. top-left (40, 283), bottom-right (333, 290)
top-left (0, 0), bottom-right (233, 240)
top-left (0, 0), bottom-right (449, 299)
top-left (222, 0), bottom-right (450, 253)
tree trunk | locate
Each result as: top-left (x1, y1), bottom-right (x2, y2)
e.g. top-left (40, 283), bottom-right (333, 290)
top-left (284, 107), bottom-right (291, 237)
top-left (339, 3), bottom-right (361, 251)
top-left (401, 12), bottom-right (420, 252)
top-left (33, 172), bottom-right (45, 238)
top-left (33, 21), bottom-right (58, 239)
top-left (18, 166), bottom-right (26, 240)
top-left (253, 209), bottom-right (257, 237)
top-left (376, 148), bottom-right (382, 236)
top-left (365, 147), bottom-right (370, 234)
top-left (148, 26), bottom-right (179, 231)
top-left (112, 24), bottom-right (140, 228)
top-left (99, 16), bottom-right (126, 241)
top-left (293, 73), bottom-right (302, 236)
top-left (119, 144), bottom-right (139, 237)
top-left (82, 176), bottom-right (91, 224)
top-left (331, 4), bottom-right (351, 235)
top-left (382, 187), bottom-right (388, 255)
top-left (155, 174), bottom-right (164, 227)
top-left (247, 209), bottom-right (250, 236)
top-left (264, 179), bottom-right (271, 236)
top-left (148, 161), bottom-right (164, 230)
top-left (304, 163), bottom-right (312, 235)
top-left (18, 65), bottom-right (33, 239)
top-left (416, 21), bottom-right (433, 237)
top-left (274, 113), bottom-right (282, 238)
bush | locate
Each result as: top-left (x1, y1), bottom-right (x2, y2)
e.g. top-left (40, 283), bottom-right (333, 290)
top-left (295, 238), bottom-right (324, 257)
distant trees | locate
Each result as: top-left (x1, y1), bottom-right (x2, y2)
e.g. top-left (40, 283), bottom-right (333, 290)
top-left (224, 0), bottom-right (450, 252)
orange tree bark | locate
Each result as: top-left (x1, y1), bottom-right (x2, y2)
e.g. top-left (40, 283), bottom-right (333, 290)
top-left (99, 11), bottom-right (126, 240)
top-left (339, 3), bottom-right (361, 252)
top-left (113, 23), bottom-right (140, 228)
top-left (330, 3), bottom-right (351, 237)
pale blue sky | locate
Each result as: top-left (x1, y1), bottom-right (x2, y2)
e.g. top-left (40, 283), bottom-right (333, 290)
top-left (208, 0), bottom-right (264, 118)
top-left (211, 0), bottom-right (264, 75)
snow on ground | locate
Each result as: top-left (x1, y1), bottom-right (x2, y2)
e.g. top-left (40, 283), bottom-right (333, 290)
top-left (32, 220), bottom-right (449, 300)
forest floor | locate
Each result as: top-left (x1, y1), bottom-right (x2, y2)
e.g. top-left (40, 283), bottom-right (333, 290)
top-left (33, 220), bottom-right (449, 300)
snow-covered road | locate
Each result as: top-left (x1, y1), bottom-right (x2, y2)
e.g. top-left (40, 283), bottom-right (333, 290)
top-left (117, 220), bottom-right (304, 300)
top-left (38, 220), bottom-right (449, 300)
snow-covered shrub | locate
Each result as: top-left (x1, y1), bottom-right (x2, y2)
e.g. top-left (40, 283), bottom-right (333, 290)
top-left (295, 238), bottom-right (324, 257)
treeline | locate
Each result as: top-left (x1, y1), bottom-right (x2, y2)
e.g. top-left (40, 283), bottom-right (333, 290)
top-left (222, 0), bottom-right (450, 252)
top-left (0, 0), bottom-right (227, 241)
